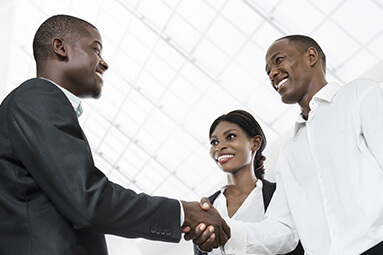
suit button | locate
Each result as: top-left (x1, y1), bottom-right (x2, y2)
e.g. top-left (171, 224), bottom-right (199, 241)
top-left (150, 226), bottom-right (157, 234)
top-left (166, 229), bottom-right (172, 236)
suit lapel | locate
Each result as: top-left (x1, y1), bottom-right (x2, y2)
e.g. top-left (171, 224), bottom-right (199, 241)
top-left (262, 179), bottom-right (276, 211)
top-left (80, 128), bottom-right (94, 164)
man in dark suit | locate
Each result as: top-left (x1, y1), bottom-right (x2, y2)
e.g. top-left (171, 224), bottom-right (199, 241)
top-left (0, 14), bottom-right (229, 254)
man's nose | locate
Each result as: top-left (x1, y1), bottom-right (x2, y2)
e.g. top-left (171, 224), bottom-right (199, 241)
top-left (269, 67), bottom-right (279, 82)
top-left (100, 58), bottom-right (109, 71)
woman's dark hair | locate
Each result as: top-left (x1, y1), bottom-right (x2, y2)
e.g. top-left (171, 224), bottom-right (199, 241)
top-left (209, 110), bottom-right (267, 179)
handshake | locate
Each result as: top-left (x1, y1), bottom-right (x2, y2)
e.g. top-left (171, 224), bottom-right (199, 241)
top-left (181, 198), bottom-right (231, 252)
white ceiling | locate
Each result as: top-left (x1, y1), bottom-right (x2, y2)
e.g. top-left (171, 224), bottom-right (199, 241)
top-left (2, 0), bottom-right (383, 254)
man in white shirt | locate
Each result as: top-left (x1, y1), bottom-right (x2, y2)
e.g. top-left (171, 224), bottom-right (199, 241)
top-left (260, 34), bottom-right (383, 255)
top-left (191, 35), bottom-right (383, 255)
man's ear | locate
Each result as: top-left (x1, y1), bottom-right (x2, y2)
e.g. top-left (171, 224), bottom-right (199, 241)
top-left (52, 38), bottom-right (68, 59)
top-left (306, 47), bottom-right (319, 68)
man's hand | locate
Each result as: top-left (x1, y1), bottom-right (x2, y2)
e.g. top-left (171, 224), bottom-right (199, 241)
top-left (183, 222), bottom-right (216, 252)
top-left (186, 197), bottom-right (217, 252)
top-left (199, 197), bottom-right (211, 211)
top-left (181, 200), bottom-right (230, 251)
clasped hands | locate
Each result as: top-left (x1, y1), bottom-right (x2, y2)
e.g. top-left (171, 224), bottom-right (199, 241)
top-left (181, 198), bottom-right (230, 252)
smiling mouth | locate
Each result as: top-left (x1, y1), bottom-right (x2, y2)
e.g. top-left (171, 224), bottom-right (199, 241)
top-left (96, 71), bottom-right (104, 80)
top-left (275, 78), bottom-right (288, 91)
top-left (217, 154), bottom-right (234, 164)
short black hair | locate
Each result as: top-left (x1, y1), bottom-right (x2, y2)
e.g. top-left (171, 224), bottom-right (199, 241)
top-left (277, 34), bottom-right (326, 73)
top-left (209, 110), bottom-right (267, 179)
top-left (33, 14), bottom-right (97, 63)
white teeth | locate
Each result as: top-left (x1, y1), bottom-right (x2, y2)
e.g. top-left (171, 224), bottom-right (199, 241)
top-left (217, 154), bottom-right (234, 161)
top-left (277, 78), bottom-right (287, 90)
top-left (96, 72), bottom-right (103, 78)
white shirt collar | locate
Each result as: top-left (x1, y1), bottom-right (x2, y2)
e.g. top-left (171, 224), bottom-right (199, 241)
top-left (294, 82), bottom-right (342, 136)
top-left (312, 82), bottom-right (342, 103)
top-left (38, 77), bottom-right (83, 117)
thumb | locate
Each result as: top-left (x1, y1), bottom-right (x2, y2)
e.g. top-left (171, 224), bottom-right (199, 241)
top-left (200, 197), bottom-right (211, 211)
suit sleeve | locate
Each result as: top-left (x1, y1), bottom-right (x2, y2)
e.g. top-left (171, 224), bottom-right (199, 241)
top-left (7, 81), bottom-right (181, 242)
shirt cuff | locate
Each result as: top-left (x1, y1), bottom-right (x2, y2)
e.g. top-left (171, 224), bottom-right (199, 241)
top-left (223, 219), bottom-right (247, 255)
top-left (179, 200), bottom-right (184, 226)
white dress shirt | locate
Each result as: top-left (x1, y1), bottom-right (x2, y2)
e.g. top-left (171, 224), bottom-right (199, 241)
top-left (224, 79), bottom-right (383, 255)
top-left (209, 180), bottom-right (265, 255)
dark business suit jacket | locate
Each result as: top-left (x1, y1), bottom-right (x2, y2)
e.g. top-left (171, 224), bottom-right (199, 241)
top-left (193, 179), bottom-right (304, 255)
top-left (0, 78), bottom-right (181, 254)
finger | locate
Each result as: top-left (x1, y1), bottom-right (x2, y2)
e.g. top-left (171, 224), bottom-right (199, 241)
top-left (182, 226), bottom-right (191, 233)
top-left (212, 234), bottom-right (223, 249)
top-left (198, 233), bottom-right (215, 252)
top-left (184, 223), bottom-right (206, 241)
top-left (192, 225), bottom-right (215, 246)
top-left (199, 197), bottom-right (211, 211)
top-left (213, 226), bottom-right (228, 248)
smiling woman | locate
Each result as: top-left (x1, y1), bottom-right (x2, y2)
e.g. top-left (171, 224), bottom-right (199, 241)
top-left (208, 110), bottom-right (267, 219)
top-left (193, 109), bottom-right (304, 255)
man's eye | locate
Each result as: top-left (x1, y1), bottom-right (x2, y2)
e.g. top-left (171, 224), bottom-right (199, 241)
top-left (276, 57), bottom-right (283, 64)
top-left (94, 48), bottom-right (101, 55)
